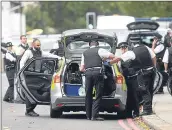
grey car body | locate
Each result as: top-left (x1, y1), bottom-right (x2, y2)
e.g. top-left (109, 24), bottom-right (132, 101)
top-left (16, 29), bottom-right (128, 118)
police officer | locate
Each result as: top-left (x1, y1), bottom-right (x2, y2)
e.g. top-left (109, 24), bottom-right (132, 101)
top-left (163, 38), bottom-right (172, 74)
top-left (164, 28), bottom-right (172, 48)
top-left (3, 42), bottom-right (17, 103)
top-left (80, 40), bottom-right (115, 121)
top-left (152, 35), bottom-right (167, 94)
top-left (14, 35), bottom-right (30, 104)
top-left (117, 42), bottom-right (140, 118)
top-left (20, 38), bottom-right (61, 116)
top-left (15, 35), bottom-right (29, 56)
top-left (111, 37), bottom-right (156, 116)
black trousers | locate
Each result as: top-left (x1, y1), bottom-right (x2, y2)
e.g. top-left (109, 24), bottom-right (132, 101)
top-left (137, 70), bottom-right (155, 112)
top-left (125, 76), bottom-right (139, 117)
top-left (3, 68), bottom-right (15, 101)
top-left (25, 89), bottom-right (50, 112)
top-left (157, 62), bottom-right (166, 92)
top-left (85, 69), bottom-right (104, 118)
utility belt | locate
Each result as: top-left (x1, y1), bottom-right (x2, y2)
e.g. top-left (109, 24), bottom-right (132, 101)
top-left (85, 66), bottom-right (105, 75)
top-left (127, 73), bottom-right (138, 79)
top-left (137, 67), bottom-right (154, 76)
top-left (5, 64), bottom-right (15, 71)
top-left (85, 67), bottom-right (102, 71)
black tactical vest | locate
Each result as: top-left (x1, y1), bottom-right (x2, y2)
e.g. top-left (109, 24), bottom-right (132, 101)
top-left (132, 45), bottom-right (153, 70)
top-left (83, 47), bottom-right (102, 69)
top-left (168, 47), bottom-right (172, 68)
top-left (26, 48), bottom-right (42, 72)
top-left (121, 60), bottom-right (137, 77)
top-left (19, 44), bottom-right (29, 51)
top-left (156, 44), bottom-right (166, 60)
top-left (4, 52), bottom-right (17, 69)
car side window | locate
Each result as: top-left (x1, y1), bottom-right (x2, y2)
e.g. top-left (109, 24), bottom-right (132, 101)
top-left (25, 59), bottom-right (56, 74)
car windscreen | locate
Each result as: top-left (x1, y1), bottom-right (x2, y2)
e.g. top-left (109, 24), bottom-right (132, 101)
top-left (127, 33), bottom-right (160, 48)
top-left (67, 41), bottom-right (111, 52)
top-left (141, 35), bottom-right (155, 46)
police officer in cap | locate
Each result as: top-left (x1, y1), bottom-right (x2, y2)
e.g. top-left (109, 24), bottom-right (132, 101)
top-left (111, 37), bottom-right (156, 116)
top-left (3, 42), bottom-right (17, 103)
top-left (118, 42), bottom-right (140, 118)
top-left (152, 35), bottom-right (167, 94)
top-left (20, 38), bottom-right (61, 116)
top-left (80, 40), bottom-right (116, 121)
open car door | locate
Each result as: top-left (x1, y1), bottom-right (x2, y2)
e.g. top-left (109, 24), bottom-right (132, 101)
top-left (127, 21), bottom-right (159, 31)
top-left (62, 30), bottom-right (117, 61)
top-left (17, 57), bottom-right (58, 105)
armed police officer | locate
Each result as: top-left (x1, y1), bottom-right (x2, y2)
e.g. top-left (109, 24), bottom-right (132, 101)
top-left (152, 35), bottom-right (167, 94)
top-left (111, 37), bottom-right (156, 116)
top-left (20, 38), bottom-right (61, 117)
top-left (163, 37), bottom-right (172, 83)
top-left (80, 40), bottom-right (116, 121)
top-left (3, 42), bottom-right (17, 103)
top-left (118, 42), bottom-right (140, 118)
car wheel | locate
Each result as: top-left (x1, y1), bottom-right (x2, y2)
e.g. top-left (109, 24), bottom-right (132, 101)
top-left (50, 105), bottom-right (62, 118)
top-left (117, 110), bottom-right (126, 119)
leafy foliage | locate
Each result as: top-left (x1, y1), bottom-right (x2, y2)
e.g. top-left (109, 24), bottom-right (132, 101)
top-left (23, 2), bottom-right (172, 33)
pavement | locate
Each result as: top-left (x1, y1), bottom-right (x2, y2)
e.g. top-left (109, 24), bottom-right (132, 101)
top-left (142, 87), bottom-right (172, 130)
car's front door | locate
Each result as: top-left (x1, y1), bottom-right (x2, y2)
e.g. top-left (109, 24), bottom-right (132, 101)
top-left (17, 57), bottom-right (58, 105)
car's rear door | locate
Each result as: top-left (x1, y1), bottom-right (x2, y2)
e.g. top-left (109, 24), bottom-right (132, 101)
top-left (17, 57), bottom-right (58, 105)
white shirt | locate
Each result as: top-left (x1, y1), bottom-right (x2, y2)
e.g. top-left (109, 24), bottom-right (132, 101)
top-left (5, 51), bottom-right (16, 62)
top-left (81, 46), bottom-right (112, 66)
top-left (15, 43), bottom-right (29, 56)
top-left (120, 44), bottom-right (156, 62)
top-left (20, 48), bottom-right (61, 69)
top-left (162, 48), bottom-right (169, 63)
top-left (154, 44), bottom-right (165, 54)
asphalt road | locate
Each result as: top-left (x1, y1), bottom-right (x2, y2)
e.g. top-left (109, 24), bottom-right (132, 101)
top-left (1, 73), bottom-right (146, 130)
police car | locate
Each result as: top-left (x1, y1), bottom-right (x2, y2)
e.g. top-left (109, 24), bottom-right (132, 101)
top-left (16, 29), bottom-right (128, 118)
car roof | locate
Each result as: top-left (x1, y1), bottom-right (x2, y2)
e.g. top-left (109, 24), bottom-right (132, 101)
top-left (62, 29), bottom-right (117, 37)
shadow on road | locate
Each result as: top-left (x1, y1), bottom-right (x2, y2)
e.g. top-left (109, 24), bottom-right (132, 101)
top-left (60, 113), bottom-right (121, 120)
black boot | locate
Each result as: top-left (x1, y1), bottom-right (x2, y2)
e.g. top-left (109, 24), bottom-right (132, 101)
top-left (25, 111), bottom-right (39, 117)
top-left (91, 116), bottom-right (104, 121)
top-left (140, 111), bottom-right (153, 116)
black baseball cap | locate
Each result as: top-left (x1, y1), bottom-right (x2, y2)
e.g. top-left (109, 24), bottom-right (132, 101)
top-left (118, 42), bottom-right (128, 48)
top-left (6, 42), bottom-right (13, 47)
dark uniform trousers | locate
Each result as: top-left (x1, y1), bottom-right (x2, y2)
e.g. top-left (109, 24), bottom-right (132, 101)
top-left (137, 70), bottom-right (155, 112)
top-left (25, 78), bottom-right (50, 112)
top-left (125, 76), bottom-right (139, 117)
top-left (3, 68), bottom-right (15, 101)
top-left (25, 90), bottom-right (50, 112)
top-left (85, 69), bottom-right (104, 119)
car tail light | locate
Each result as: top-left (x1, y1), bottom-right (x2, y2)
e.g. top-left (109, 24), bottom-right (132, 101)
top-left (116, 75), bottom-right (123, 84)
top-left (57, 104), bottom-right (64, 107)
top-left (54, 75), bottom-right (60, 83)
top-left (114, 104), bottom-right (120, 107)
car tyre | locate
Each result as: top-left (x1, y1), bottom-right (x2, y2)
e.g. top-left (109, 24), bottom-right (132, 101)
top-left (50, 104), bottom-right (62, 118)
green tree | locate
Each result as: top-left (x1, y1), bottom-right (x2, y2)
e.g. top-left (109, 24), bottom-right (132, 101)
top-left (23, 1), bottom-right (172, 33)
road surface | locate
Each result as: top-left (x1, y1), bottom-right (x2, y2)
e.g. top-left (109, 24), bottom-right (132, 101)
top-left (1, 73), bottom-right (148, 130)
